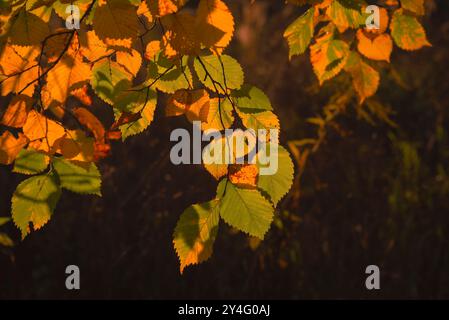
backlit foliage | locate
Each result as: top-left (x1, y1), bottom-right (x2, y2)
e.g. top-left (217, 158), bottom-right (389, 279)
top-left (0, 0), bottom-right (429, 273)
top-left (284, 0), bottom-right (430, 204)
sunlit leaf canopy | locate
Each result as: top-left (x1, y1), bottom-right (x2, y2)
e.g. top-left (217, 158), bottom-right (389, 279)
top-left (0, 0), bottom-right (430, 273)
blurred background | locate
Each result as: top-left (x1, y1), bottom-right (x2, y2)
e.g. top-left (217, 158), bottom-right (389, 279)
top-left (1, 0), bottom-right (449, 299)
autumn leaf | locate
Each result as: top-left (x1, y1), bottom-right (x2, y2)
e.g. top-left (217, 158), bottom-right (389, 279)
top-left (195, 0), bottom-right (235, 54)
top-left (23, 110), bottom-right (66, 153)
top-left (147, 0), bottom-right (188, 17)
top-left (166, 89), bottom-right (210, 123)
top-left (45, 52), bottom-right (91, 103)
top-left (116, 49), bottom-right (142, 77)
top-left (161, 12), bottom-right (200, 57)
top-left (0, 44), bottom-right (39, 96)
top-left (202, 98), bottom-right (234, 131)
top-left (310, 27), bottom-right (349, 84)
top-left (344, 51), bottom-right (380, 103)
top-left (79, 30), bottom-right (114, 62)
top-left (93, 0), bottom-right (139, 49)
top-left (73, 107), bottom-right (106, 143)
top-left (1, 94), bottom-right (32, 128)
top-left (0, 131), bottom-right (29, 165)
top-left (58, 130), bottom-right (95, 163)
top-left (173, 200), bottom-right (220, 273)
top-left (357, 30), bottom-right (393, 62)
top-left (401, 0), bottom-right (425, 16)
top-left (365, 6), bottom-right (389, 34)
top-left (229, 164), bottom-right (258, 188)
top-left (7, 9), bottom-right (49, 45)
top-left (326, 0), bottom-right (364, 33)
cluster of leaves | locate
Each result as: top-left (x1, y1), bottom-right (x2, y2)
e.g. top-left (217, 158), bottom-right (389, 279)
top-left (283, 0), bottom-right (430, 198)
top-left (284, 0), bottom-right (430, 103)
top-left (0, 0), bottom-right (294, 273)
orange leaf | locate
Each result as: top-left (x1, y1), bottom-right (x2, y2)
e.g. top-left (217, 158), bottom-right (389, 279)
top-left (72, 107), bottom-right (106, 143)
top-left (229, 164), bottom-right (259, 188)
top-left (0, 131), bottom-right (28, 165)
top-left (167, 89), bottom-right (210, 123)
top-left (1, 95), bottom-right (32, 128)
top-left (23, 110), bottom-right (66, 153)
top-left (357, 30), bottom-right (393, 62)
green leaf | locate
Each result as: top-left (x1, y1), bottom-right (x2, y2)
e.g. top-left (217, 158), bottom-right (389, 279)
top-left (232, 84), bottom-right (272, 113)
top-left (91, 60), bottom-right (131, 105)
top-left (194, 54), bottom-right (244, 94)
top-left (283, 7), bottom-right (315, 59)
top-left (53, 158), bottom-right (102, 196)
top-left (237, 110), bottom-right (280, 132)
top-left (145, 54), bottom-right (192, 94)
top-left (12, 173), bottom-right (61, 239)
top-left (13, 149), bottom-right (49, 175)
top-left (116, 88), bottom-right (158, 140)
top-left (173, 200), bottom-right (220, 274)
top-left (217, 179), bottom-right (274, 239)
top-left (390, 10), bottom-right (430, 51)
top-left (258, 146), bottom-right (295, 206)
top-left (326, 0), bottom-right (364, 33)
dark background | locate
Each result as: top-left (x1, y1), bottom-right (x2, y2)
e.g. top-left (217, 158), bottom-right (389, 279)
top-left (1, 0), bottom-right (449, 299)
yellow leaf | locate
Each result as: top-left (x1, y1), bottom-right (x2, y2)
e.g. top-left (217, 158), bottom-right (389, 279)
top-left (195, 0), bottom-right (234, 53)
top-left (0, 131), bottom-right (28, 165)
top-left (204, 161), bottom-right (228, 180)
top-left (357, 30), bottom-right (393, 62)
top-left (0, 44), bottom-right (39, 97)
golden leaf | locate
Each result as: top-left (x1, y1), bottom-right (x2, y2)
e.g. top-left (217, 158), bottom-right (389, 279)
top-left (23, 110), bottom-right (66, 153)
top-left (195, 0), bottom-right (234, 54)
top-left (1, 95), bottom-right (32, 128)
top-left (229, 164), bottom-right (259, 188)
